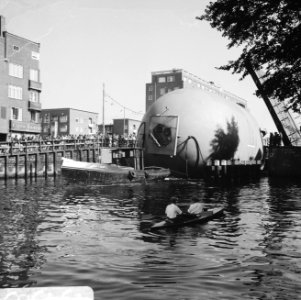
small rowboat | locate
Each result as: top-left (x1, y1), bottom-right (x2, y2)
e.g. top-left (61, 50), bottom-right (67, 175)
top-left (150, 207), bottom-right (224, 230)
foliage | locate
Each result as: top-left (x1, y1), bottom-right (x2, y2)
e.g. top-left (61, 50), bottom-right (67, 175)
top-left (198, 0), bottom-right (301, 111)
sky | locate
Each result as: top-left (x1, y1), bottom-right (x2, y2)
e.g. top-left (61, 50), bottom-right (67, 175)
top-left (1, 0), bottom-right (277, 131)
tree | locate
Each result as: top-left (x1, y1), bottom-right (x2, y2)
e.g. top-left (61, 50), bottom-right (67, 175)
top-left (198, 0), bottom-right (301, 111)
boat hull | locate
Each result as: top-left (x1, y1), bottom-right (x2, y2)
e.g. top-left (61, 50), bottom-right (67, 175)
top-left (150, 207), bottom-right (224, 230)
top-left (61, 158), bottom-right (170, 184)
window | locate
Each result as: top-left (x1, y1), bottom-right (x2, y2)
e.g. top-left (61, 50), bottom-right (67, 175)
top-left (59, 114), bottom-right (68, 123)
top-left (89, 117), bottom-right (93, 124)
top-left (1, 107), bottom-right (6, 119)
top-left (29, 69), bottom-right (39, 81)
top-left (29, 91), bottom-right (40, 102)
top-left (43, 125), bottom-right (50, 133)
top-left (32, 51), bottom-right (40, 60)
top-left (13, 45), bottom-right (20, 51)
top-left (8, 85), bottom-right (22, 100)
top-left (148, 95), bottom-right (153, 101)
top-left (60, 124), bottom-right (68, 133)
top-left (158, 77), bottom-right (166, 83)
top-left (11, 107), bottom-right (22, 121)
top-left (9, 63), bottom-right (23, 78)
top-left (167, 75), bottom-right (175, 82)
top-left (51, 116), bottom-right (58, 122)
top-left (148, 86), bottom-right (153, 91)
top-left (30, 111), bottom-right (39, 123)
top-left (160, 88), bottom-right (166, 96)
top-left (44, 113), bottom-right (50, 123)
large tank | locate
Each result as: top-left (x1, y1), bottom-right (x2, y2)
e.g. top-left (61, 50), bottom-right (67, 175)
top-left (137, 88), bottom-right (263, 177)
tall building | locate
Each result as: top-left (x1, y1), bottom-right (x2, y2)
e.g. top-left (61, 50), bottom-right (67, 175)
top-left (40, 108), bottom-right (98, 137)
top-left (145, 69), bottom-right (247, 112)
top-left (0, 15), bottom-right (42, 141)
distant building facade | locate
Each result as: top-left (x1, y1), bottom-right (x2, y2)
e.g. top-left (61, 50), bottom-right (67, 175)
top-left (98, 123), bottom-right (113, 135)
top-left (145, 69), bottom-right (247, 112)
top-left (113, 118), bottom-right (140, 137)
top-left (40, 108), bottom-right (98, 137)
top-left (0, 15), bottom-right (42, 141)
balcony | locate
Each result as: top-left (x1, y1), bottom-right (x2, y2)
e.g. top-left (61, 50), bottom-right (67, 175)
top-left (28, 80), bottom-right (42, 91)
top-left (28, 101), bottom-right (42, 111)
top-left (10, 120), bottom-right (41, 133)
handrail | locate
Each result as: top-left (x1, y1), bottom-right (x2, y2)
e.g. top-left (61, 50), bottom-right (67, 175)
top-left (0, 138), bottom-right (138, 155)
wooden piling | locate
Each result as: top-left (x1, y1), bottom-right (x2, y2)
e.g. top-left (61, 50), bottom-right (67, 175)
top-left (15, 155), bottom-right (19, 180)
top-left (44, 153), bottom-right (48, 178)
top-left (53, 152), bottom-right (57, 177)
top-left (4, 156), bottom-right (7, 180)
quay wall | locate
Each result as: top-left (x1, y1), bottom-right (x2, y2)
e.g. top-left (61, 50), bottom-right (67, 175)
top-left (267, 146), bottom-right (301, 177)
top-left (0, 138), bottom-right (265, 181)
top-left (0, 139), bottom-right (109, 180)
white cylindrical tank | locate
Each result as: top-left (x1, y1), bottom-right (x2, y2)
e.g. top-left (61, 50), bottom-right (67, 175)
top-left (137, 88), bottom-right (263, 177)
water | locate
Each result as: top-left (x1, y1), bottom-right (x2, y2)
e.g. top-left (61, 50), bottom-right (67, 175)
top-left (1, 176), bottom-right (301, 300)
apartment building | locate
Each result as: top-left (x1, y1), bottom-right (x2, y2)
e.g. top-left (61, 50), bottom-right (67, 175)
top-left (145, 69), bottom-right (247, 112)
top-left (113, 118), bottom-right (140, 137)
top-left (40, 108), bottom-right (98, 137)
top-left (0, 15), bottom-right (42, 141)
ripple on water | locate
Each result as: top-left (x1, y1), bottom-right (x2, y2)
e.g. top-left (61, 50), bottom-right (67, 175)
top-left (1, 177), bottom-right (301, 300)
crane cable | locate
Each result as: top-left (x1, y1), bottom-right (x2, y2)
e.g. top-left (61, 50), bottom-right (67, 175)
top-left (178, 135), bottom-right (205, 177)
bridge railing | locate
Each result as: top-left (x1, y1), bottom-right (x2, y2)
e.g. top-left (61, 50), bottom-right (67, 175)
top-left (0, 138), bottom-right (137, 155)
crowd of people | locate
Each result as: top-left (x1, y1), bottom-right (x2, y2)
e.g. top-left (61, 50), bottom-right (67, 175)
top-left (261, 130), bottom-right (282, 146)
top-left (0, 132), bottom-right (138, 154)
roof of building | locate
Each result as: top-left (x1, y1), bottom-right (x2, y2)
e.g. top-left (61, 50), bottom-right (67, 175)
top-left (113, 118), bottom-right (141, 122)
top-left (4, 31), bottom-right (40, 47)
top-left (41, 108), bottom-right (98, 115)
top-left (150, 68), bottom-right (247, 107)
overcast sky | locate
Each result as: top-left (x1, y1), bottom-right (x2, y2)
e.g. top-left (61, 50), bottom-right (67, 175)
top-left (1, 0), bottom-right (276, 131)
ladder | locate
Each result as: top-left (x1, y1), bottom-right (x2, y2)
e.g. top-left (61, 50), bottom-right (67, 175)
top-left (271, 99), bottom-right (301, 146)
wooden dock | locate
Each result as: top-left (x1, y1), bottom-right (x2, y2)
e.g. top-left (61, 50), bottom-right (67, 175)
top-left (204, 159), bottom-right (263, 181)
top-left (0, 138), bottom-right (137, 180)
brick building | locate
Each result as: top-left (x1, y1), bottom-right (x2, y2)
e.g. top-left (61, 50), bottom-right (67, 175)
top-left (40, 108), bottom-right (98, 137)
top-left (0, 15), bottom-right (42, 141)
top-left (145, 69), bottom-right (247, 112)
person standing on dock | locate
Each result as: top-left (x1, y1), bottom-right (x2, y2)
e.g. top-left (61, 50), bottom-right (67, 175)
top-left (187, 197), bottom-right (204, 216)
top-left (165, 196), bottom-right (182, 221)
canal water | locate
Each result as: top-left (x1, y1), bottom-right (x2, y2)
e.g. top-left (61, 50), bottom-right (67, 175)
top-left (0, 176), bottom-right (301, 300)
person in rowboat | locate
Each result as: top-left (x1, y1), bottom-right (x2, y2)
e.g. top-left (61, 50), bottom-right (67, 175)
top-left (187, 197), bottom-right (204, 217)
top-left (165, 196), bottom-right (182, 222)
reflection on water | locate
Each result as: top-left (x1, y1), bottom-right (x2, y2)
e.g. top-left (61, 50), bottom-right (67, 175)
top-left (0, 177), bottom-right (301, 299)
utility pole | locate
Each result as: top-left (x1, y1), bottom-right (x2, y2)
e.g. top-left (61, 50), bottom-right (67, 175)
top-left (102, 83), bottom-right (105, 137)
top-left (123, 106), bottom-right (126, 137)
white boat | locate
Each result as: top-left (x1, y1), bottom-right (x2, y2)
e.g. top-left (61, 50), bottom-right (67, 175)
top-left (61, 156), bottom-right (170, 184)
